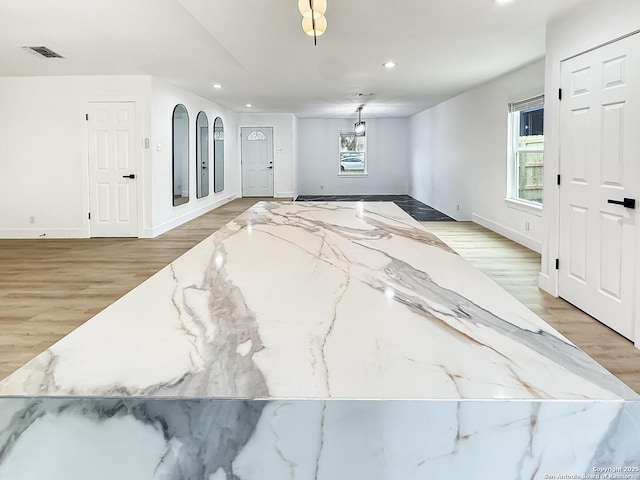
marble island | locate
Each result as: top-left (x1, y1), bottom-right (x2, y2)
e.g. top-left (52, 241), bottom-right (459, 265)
top-left (0, 202), bottom-right (638, 479)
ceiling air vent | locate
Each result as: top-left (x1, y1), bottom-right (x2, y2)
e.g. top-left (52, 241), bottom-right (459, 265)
top-left (22, 46), bottom-right (64, 58)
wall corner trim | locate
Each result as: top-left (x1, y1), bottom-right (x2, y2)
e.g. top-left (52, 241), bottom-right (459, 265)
top-left (538, 272), bottom-right (558, 297)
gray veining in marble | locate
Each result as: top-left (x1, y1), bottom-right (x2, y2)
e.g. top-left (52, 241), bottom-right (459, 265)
top-left (0, 201), bottom-right (636, 401)
top-left (1, 397), bottom-right (639, 480)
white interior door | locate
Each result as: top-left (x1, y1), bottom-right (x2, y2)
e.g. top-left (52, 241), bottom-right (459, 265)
top-left (241, 127), bottom-right (274, 197)
top-left (559, 34), bottom-right (640, 340)
top-left (88, 102), bottom-right (138, 237)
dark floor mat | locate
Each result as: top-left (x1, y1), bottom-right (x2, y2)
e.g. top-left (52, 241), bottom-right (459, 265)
top-left (295, 195), bottom-right (455, 222)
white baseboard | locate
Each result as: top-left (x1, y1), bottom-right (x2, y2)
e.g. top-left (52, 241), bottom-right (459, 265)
top-left (538, 272), bottom-right (558, 297)
top-left (140, 228), bottom-right (154, 238)
top-left (0, 228), bottom-right (87, 239)
top-left (275, 192), bottom-right (294, 199)
top-left (143, 193), bottom-right (239, 238)
top-left (472, 213), bottom-right (542, 254)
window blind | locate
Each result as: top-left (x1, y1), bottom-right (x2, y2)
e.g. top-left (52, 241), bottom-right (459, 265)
top-left (509, 95), bottom-right (544, 113)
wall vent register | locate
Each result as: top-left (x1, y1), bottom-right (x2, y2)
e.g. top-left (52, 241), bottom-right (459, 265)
top-left (21, 46), bottom-right (64, 58)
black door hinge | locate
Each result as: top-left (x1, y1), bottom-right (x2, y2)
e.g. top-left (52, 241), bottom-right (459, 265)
top-left (555, 258), bottom-right (560, 270)
top-left (557, 174), bottom-right (561, 186)
top-left (88, 212), bottom-right (91, 220)
top-left (85, 113), bottom-right (89, 121)
top-left (558, 89), bottom-right (562, 100)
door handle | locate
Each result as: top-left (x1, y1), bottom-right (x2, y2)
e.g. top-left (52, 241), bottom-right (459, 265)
top-left (122, 174), bottom-right (136, 179)
top-left (267, 166), bottom-right (273, 170)
top-left (607, 198), bottom-right (636, 209)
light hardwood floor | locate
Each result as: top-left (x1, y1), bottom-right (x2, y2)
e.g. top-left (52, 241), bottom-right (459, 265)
top-left (0, 197), bottom-right (270, 379)
top-left (0, 199), bottom-right (638, 394)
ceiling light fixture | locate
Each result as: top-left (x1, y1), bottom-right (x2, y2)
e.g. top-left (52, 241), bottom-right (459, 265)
top-left (299, 0), bottom-right (327, 46)
top-left (354, 105), bottom-right (366, 137)
top-left (245, 104), bottom-right (253, 108)
top-left (383, 61), bottom-right (397, 68)
top-left (495, 0), bottom-right (514, 4)
top-left (213, 83), bottom-right (223, 89)
top-left (298, 0), bottom-right (326, 18)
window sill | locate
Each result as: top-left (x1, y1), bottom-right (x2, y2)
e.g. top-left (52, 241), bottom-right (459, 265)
top-left (338, 173), bottom-right (368, 178)
top-left (504, 198), bottom-right (543, 217)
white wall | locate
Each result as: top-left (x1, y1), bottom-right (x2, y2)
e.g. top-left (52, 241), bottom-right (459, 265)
top-left (540, 0), bottom-right (640, 294)
top-left (0, 76), bottom-right (151, 238)
top-left (0, 76), bottom-right (241, 239)
top-left (296, 118), bottom-right (410, 196)
top-left (409, 60), bottom-right (545, 252)
top-left (148, 79), bottom-right (240, 237)
top-left (238, 113), bottom-right (296, 198)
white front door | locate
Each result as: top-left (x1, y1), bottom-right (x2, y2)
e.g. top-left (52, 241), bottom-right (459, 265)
top-left (559, 34), bottom-right (640, 340)
top-left (241, 127), bottom-right (274, 197)
top-left (87, 102), bottom-right (138, 237)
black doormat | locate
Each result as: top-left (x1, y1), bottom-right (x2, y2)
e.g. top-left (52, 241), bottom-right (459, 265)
top-left (295, 195), bottom-right (455, 222)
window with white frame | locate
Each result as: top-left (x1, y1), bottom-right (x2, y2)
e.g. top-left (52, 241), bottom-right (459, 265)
top-left (508, 95), bottom-right (544, 204)
top-left (339, 132), bottom-right (366, 175)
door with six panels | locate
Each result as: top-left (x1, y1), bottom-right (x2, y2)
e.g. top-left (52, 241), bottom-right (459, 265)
top-left (87, 102), bottom-right (138, 237)
top-left (559, 34), bottom-right (640, 340)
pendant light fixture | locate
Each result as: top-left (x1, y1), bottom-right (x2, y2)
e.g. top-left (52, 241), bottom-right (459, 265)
top-left (298, 0), bottom-right (326, 18)
top-left (354, 105), bottom-right (366, 136)
top-left (299, 0), bottom-right (327, 45)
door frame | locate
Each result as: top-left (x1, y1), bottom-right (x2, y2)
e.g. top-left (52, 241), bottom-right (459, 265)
top-left (83, 97), bottom-right (145, 238)
top-left (239, 124), bottom-right (275, 198)
top-left (553, 31), bottom-right (640, 347)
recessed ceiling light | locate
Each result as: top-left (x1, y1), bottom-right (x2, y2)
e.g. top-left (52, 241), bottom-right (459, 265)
top-left (213, 83), bottom-right (223, 89)
top-left (382, 61), bottom-right (397, 68)
top-left (245, 104), bottom-right (253, 108)
top-left (495, 0), bottom-right (514, 4)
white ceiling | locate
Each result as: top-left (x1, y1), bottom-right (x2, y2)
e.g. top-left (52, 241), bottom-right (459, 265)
top-left (0, 0), bottom-right (590, 118)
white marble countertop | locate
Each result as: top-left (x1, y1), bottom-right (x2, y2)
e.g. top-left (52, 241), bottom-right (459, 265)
top-left (0, 202), bottom-right (636, 400)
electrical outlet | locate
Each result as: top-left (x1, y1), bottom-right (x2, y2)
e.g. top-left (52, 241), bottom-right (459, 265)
top-left (29, 216), bottom-right (35, 224)
top-left (456, 204), bottom-right (460, 211)
top-left (320, 185), bottom-right (324, 190)
top-left (525, 221), bottom-right (530, 231)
